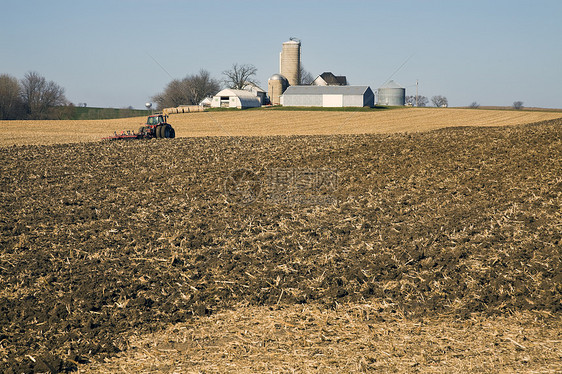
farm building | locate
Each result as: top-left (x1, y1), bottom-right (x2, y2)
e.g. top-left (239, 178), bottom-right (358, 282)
top-left (211, 89), bottom-right (261, 109)
top-left (242, 82), bottom-right (267, 105)
top-left (313, 72), bottom-right (348, 86)
top-left (268, 74), bottom-right (289, 105)
top-left (199, 96), bottom-right (213, 107)
top-left (280, 38), bottom-right (301, 86)
top-left (377, 80), bottom-right (406, 106)
top-left (281, 86), bottom-right (374, 107)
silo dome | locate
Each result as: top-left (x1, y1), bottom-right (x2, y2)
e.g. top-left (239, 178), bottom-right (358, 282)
top-left (377, 80), bottom-right (406, 106)
top-left (269, 74), bottom-right (288, 81)
top-left (268, 74), bottom-right (289, 105)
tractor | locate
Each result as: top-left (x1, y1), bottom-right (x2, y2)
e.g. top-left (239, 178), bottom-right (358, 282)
top-left (102, 114), bottom-right (175, 140)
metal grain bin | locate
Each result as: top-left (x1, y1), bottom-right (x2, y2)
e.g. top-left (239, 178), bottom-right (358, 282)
top-left (377, 80), bottom-right (406, 106)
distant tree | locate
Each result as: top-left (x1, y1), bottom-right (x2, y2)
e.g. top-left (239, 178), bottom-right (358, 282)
top-left (186, 69), bottom-right (221, 104)
top-left (0, 74), bottom-right (24, 119)
top-left (300, 66), bottom-right (314, 85)
top-left (222, 63), bottom-right (258, 90)
top-left (20, 71), bottom-right (67, 119)
top-left (432, 95), bottom-right (448, 108)
top-left (405, 95), bottom-right (428, 107)
top-left (469, 101), bottom-right (480, 109)
top-left (152, 69), bottom-right (220, 109)
top-left (513, 101), bottom-right (524, 110)
top-left (153, 79), bottom-right (184, 109)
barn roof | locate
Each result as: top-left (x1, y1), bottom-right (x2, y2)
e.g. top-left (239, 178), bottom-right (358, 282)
top-left (316, 72), bottom-right (348, 85)
top-left (214, 88), bottom-right (259, 98)
top-left (283, 85), bottom-right (372, 96)
top-left (242, 82), bottom-right (266, 93)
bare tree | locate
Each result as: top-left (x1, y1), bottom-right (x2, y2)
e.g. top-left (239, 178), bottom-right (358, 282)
top-left (222, 63), bottom-right (258, 90)
top-left (300, 66), bottom-right (314, 85)
top-left (431, 95), bottom-right (448, 108)
top-left (185, 69), bottom-right (221, 105)
top-left (405, 95), bottom-right (428, 107)
top-left (0, 74), bottom-right (24, 119)
top-left (513, 101), bottom-right (524, 110)
top-left (152, 69), bottom-right (220, 109)
top-left (20, 71), bottom-right (67, 119)
top-left (469, 101), bottom-right (480, 109)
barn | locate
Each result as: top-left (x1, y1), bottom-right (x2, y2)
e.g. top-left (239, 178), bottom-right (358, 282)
top-left (280, 86), bottom-right (374, 107)
top-left (211, 89), bottom-right (261, 109)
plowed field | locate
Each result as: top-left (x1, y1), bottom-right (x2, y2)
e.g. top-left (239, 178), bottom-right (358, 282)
top-left (1, 107), bottom-right (562, 146)
top-left (0, 118), bottom-right (561, 372)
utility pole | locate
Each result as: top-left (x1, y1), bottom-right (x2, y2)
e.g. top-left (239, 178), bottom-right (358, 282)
top-left (416, 79), bottom-right (419, 107)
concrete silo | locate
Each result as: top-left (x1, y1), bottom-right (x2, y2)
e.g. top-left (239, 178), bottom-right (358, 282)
top-left (280, 38), bottom-right (301, 86)
top-left (268, 74), bottom-right (289, 105)
top-left (377, 80), bottom-right (406, 106)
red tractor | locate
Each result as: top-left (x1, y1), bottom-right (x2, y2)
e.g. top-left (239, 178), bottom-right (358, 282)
top-left (102, 114), bottom-right (175, 140)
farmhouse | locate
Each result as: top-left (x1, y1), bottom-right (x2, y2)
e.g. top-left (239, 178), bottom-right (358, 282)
top-left (211, 89), bottom-right (261, 109)
top-left (313, 72), bottom-right (348, 86)
top-left (281, 85), bottom-right (374, 107)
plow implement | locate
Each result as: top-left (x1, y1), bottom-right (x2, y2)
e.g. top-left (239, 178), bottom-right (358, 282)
top-left (102, 114), bottom-right (175, 141)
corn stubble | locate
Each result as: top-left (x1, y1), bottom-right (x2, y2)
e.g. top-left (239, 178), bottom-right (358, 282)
top-left (1, 107), bottom-right (561, 146)
top-left (0, 119), bottom-right (561, 372)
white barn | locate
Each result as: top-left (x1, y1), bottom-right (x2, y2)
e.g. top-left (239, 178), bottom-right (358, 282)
top-left (281, 86), bottom-right (374, 107)
top-left (211, 89), bottom-right (261, 109)
top-left (242, 82), bottom-right (267, 105)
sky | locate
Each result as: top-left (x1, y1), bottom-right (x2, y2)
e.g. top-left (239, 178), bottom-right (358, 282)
top-left (2, 0), bottom-right (561, 109)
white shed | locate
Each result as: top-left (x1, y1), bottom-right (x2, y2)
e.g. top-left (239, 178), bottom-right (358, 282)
top-left (211, 89), bottom-right (261, 109)
top-left (199, 96), bottom-right (213, 107)
top-left (281, 86), bottom-right (374, 107)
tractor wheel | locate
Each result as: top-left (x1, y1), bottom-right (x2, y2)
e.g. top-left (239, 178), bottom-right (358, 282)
top-left (162, 125), bottom-right (171, 139)
top-left (138, 126), bottom-right (147, 137)
top-left (156, 125), bottom-right (163, 138)
top-left (169, 126), bottom-right (175, 139)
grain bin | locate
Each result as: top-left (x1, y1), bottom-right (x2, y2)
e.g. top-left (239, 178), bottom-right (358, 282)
top-left (377, 80), bottom-right (406, 106)
top-left (280, 39), bottom-right (301, 86)
top-left (268, 74), bottom-right (289, 105)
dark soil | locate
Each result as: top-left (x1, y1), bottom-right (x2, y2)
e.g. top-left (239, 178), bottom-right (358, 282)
top-left (0, 120), bottom-right (560, 372)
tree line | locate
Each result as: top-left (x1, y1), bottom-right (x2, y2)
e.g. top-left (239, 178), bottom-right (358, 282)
top-left (0, 65), bottom-right (255, 119)
top-left (1, 68), bottom-right (528, 118)
top-left (0, 72), bottom-right (69, 120)
top-left (405, 95), bottom-right (448, 107)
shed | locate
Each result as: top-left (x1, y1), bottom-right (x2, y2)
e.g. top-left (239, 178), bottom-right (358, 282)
top-left (281, 86), bottom-right (374, 107)
top-left (211, 89), bottom-right (261, 109)
top-left (199, 97), bottom-right (213, 107)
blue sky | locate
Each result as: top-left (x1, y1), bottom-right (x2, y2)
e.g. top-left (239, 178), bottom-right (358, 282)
top-left (2, 0), bottom-right (561, 109)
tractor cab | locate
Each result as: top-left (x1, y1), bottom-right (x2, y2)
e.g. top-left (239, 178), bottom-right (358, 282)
top-left (146, 114), bottom-right (168, 126)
